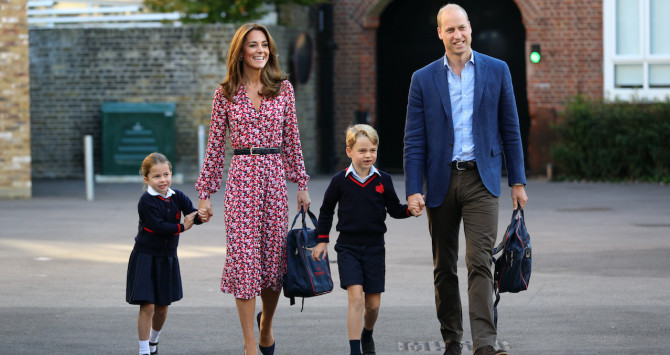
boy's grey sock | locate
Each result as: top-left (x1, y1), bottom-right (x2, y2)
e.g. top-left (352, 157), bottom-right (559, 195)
top-left (362, 327), bottom-right (374, 343)
top-left (349, 339), bottom-right (362, 355)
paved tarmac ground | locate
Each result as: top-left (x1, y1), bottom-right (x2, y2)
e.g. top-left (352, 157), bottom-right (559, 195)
top-left (0, 176), bottom-right (669, 355)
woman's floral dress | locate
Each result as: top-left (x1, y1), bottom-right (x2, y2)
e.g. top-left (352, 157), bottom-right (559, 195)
top-left (195, 80), bottom-right (309, 300)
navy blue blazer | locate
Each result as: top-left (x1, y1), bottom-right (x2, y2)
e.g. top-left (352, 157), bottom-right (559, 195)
top-left (403, 51), bottom-right (526, 208)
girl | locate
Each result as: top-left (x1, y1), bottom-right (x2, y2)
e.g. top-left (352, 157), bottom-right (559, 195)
top-left (196, 23), bottom-right (311, 355)
top-left (126, 152), bottom-right (203, 355)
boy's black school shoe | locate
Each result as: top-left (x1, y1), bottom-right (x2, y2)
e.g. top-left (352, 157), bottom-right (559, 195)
top-left (149, 341), bottom-right (158, 355)
top-left (361, 332), bottom-right (375, 355)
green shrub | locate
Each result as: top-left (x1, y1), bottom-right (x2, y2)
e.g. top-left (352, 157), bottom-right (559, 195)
top-left (551, 96), bottom-right (670, 182)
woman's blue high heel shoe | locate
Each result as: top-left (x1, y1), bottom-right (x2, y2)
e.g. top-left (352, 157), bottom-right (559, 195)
top-left (256, 311), bottom-right (275, 355)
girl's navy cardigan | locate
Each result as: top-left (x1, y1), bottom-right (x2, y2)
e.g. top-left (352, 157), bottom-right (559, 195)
top-left (317, 169), bottom-right (411, 245)
top-left (134, 189), bottom-right (202, 256)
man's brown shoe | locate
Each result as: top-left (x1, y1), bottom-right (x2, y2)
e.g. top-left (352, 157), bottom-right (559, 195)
top-left (473, 345), bottom-right (508, 355)
top-left (443, 341), bottom-right (462, 355)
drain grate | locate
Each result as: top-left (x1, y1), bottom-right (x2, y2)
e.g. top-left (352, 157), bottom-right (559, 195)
top-left (398, 340), bottom-right (509, 352)
top-left (633, 223), bottom-right (670, 228)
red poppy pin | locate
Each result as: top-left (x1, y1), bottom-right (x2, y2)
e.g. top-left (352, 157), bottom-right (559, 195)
top-left (376, 183), bottom-right (384, 194)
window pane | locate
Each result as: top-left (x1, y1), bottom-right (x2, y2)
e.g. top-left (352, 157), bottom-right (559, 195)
top-left (650, 0), bottom-right (670, 54)
top-left (615, 64), bottom-right (643, 88)
top-left (616, 0), bottom-right (640, 55)
top-left (650, 64), bottom-right (670, 87)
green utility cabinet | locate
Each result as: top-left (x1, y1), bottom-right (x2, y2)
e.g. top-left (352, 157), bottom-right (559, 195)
top-left (101, 102), bottom-right (176, 175)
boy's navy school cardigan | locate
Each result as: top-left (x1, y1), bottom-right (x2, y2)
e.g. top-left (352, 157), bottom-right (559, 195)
top-left (317, 169), bottom-right (411, 246)
top-left (134, 189), bottom-right (202, 256)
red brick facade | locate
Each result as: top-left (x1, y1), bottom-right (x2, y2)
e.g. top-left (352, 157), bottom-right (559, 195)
top-left (0, 0), bottom-right (31, 198)
top-left (518, 0), bottom-right (603, 173)
top-left (332, 0), bottom-right (603, 174)
top-left (331, 0), bottom-right (380, 168)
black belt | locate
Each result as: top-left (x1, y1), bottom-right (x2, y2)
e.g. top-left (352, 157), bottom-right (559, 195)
top-left (233, 147), bottom-right (281, 155)
top-left (452, 160), bottom-right (477, 170)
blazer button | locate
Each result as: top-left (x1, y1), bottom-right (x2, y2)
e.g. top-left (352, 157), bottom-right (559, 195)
top-left (450, 144), bottom-right (454, 147)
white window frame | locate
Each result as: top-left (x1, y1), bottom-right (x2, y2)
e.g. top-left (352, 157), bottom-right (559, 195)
top-left (603, 0), bottom-right (670, 101)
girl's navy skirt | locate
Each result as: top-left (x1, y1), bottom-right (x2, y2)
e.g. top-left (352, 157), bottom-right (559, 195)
top-left (126, 245), bottom-right (183, 306)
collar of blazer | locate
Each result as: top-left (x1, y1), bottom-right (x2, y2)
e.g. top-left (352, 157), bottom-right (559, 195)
top-left (432, 50), bottom-right (488, 123)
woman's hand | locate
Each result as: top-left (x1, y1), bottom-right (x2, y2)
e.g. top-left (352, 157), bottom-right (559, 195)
top-left (297, 190), bottom-right (311, 212)
top-left (198, 199), bottom-right (213, 222)
top-left (311, 242), bottom-right (328, 261)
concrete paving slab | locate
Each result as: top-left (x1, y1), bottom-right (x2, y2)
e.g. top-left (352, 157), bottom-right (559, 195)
top-left (0, 177), bottom-right (668, 354)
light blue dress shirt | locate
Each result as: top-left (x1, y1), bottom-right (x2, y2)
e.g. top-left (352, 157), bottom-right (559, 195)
top-left (444, 52), bottom-right (476, 162)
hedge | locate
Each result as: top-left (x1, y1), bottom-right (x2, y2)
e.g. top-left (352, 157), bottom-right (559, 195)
top-left (551, 96), bottom-right (670, 182)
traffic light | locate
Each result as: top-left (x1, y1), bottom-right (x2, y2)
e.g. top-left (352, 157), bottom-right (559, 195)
top-left (530, 44), bottom-right (541, 64)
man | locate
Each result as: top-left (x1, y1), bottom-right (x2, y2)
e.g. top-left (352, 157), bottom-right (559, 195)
top-left (403, 4), bottom-right (528, 355)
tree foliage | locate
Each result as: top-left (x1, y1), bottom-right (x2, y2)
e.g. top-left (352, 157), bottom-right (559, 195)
top-left (144, 0), bottom-right (322, 24)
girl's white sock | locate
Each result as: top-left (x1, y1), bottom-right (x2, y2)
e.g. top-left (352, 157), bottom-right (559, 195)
top-left (149, 328), bottom-right (161, 353)
top-left (149, 328), bottom-right (161, 343)
top-left (139, 339), bottom-right (150, 355)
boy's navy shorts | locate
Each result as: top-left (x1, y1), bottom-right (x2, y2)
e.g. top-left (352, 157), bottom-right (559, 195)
top-left (334, 242), bottom-right (385, 293)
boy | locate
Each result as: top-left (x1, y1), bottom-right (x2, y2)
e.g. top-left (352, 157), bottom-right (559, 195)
top-left (312, 124), bottom-right (421, 355)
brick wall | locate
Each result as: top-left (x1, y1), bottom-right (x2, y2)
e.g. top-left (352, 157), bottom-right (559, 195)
top-left (330, 0), bottom-right (604, 175)
top-left (28, 24), bottom-right (318, 180)
top-left (0, 0), bottom-right (31, 198)
top-left (516, 0), bottom-right (603, 173)
top-left (331, 0), bottom-right (379, 169)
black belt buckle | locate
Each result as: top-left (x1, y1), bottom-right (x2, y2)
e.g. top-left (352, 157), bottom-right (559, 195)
top-left (454, 160), bottom-right (474, 170)
top-left (234, 147), bottom-right (279, 155)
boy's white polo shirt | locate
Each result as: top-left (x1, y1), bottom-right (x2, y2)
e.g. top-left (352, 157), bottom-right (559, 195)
top-left (345, 164), bottom-right (380, 184)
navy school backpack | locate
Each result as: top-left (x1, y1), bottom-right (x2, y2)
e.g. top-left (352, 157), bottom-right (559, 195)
top-left (283, 209), bottom-right (333, 310)
top-left (492, 206), bottom-right (532, 327)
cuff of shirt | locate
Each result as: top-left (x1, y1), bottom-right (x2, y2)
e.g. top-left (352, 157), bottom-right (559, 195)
top-left (298, 181), bottom-right (308, 191)
top-left (317, 234), bottom-right (330, 243)
top-left (198, 191), bottom-right (210, 200)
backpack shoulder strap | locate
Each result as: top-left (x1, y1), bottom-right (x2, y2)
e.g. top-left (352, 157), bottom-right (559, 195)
top-left (492, 239), bottom-right (506, 255)
top-left (494, 287), bottom-right (501, 328)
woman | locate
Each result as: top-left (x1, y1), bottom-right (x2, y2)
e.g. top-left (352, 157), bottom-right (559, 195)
top-left (195, 23), bottom-right (311, 355)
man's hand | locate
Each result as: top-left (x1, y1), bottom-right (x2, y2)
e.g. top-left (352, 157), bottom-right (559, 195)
top-left (408, 193), bottom-right (425, 216)
top-left (198, 199), bottom-right (213, 222)
top-left (511, 185), bottom-right (528, 209)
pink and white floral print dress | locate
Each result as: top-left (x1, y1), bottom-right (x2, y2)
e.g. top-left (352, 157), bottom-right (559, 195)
top-left (196, 80), bottom-right (309, 300)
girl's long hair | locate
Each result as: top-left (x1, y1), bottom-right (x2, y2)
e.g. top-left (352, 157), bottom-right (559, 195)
top-left (220, 23), bottom-right (287, 103)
